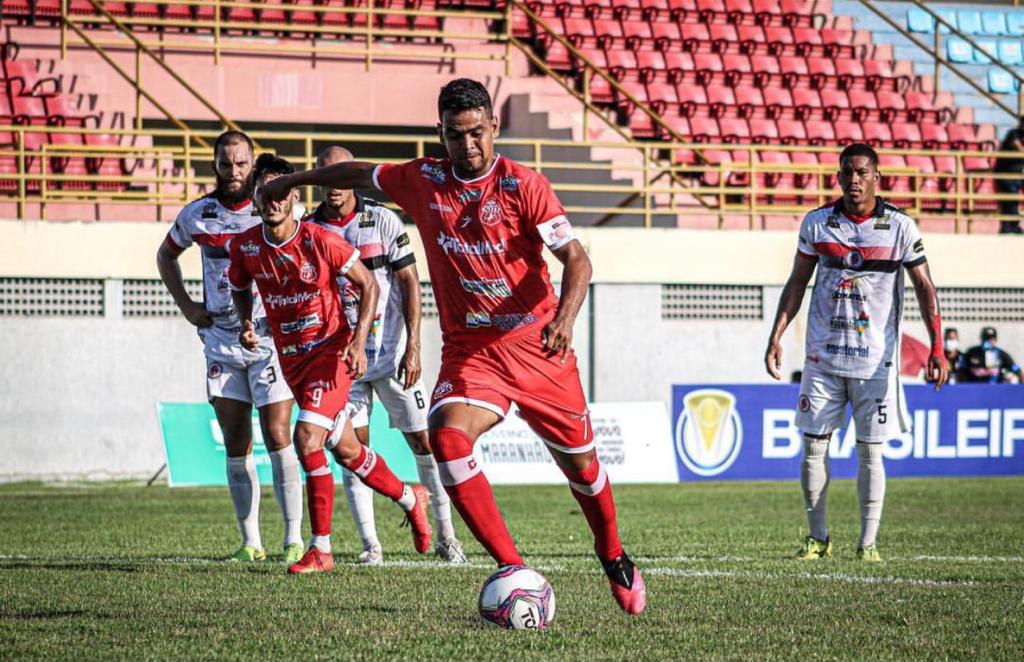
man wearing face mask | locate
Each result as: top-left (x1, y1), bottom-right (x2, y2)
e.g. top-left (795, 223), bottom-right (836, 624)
top-left (962, 327), bottom-right (1023, 384)
top-left (943, 328), bottom-right (964, 384)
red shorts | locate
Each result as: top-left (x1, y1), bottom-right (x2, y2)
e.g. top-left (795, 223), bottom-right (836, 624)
top-left (284, 342), bottom-right (354, 433)
top-left (429, 332), bottom-right (592, 453)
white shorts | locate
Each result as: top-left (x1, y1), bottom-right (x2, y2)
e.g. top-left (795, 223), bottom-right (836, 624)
top-left (199, 323), bottom-right (293, 408)
top-left (795, 362), bottom-right (910, 443)
top-left (345, 374), bottom-right (428, 433)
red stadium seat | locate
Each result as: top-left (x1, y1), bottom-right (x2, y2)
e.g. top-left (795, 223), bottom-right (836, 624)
top-left (678, 22), bottom-right (711, 53)
top-left (675, 83), bottom-right (708, 116)
top-left (636, 50), bottom-right (667, 80)
top-left (707, 85), bottom-right (736, 117)
top-left (708, 23), bottom-right (738, 54)
top-left (891, 121), bottom-right (922, 148)
top-left (734, 85), bottom-right (764, 118)
top-left (862, 122), bottom-right (892, 146)
top-left (748, 118), bottom-right (778, 143)
top-left (791, 88), bottom-right (821, 120)
top-left (777, 118), bottom-right (806, 144)
top-left (751, 54), bottom-right (781, 87)
top-left (763, 87), bottom-right (792, 119)
top-left (804, 119), bottom-right (836, 145)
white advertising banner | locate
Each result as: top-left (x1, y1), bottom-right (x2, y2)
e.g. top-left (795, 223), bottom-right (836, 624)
top-left (474, 401), bottom-right (677, 485)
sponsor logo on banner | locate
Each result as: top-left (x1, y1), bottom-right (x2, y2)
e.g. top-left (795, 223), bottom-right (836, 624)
top-left (674, 389), bottom-right (743, 477)
top-left (473, 402), bottom-right (677, 484)
top-left (671, 384), bottom-right (1024, 481)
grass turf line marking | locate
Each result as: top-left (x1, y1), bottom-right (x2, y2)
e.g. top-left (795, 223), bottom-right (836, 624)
top-left (645, 567), bottom-right (975, 587)
top-left (637, 554), bottom-right (1023, 564)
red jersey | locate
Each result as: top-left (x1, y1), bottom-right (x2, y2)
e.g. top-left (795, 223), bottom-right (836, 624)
top-left (373, 155), bottom-right (576, 349)
top-left (227, 221), bottom-right (360, 377)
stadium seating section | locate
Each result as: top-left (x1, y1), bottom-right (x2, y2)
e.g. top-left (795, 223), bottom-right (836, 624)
top-left (0, 40), bottom-right (124, 191)
top-left (905, 5), bottom-right (1024, 95)
top-left (0, 0), bottom-right (1015, 212)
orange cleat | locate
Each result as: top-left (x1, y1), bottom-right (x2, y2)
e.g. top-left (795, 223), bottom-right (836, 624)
top-left (287, 546), bottom-right (335, 575)
top-left (402, 484), bottom-right (433, 554)
top-left (603, 553), bottom-right (647, 615)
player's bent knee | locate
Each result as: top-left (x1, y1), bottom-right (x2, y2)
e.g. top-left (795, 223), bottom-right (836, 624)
top-left (293, 421), bottom-right (328, 456)
top-left (550, 446), bottom-right (596, 473)
top-left (405, 430), bottom-right (430, 455)
top-left (429, 427), bottom-right (480, 487)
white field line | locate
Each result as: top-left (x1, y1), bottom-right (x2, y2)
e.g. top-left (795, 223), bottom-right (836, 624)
top-left (644, 567), bottom-right (975, 587)
top-left (636, 555), bottom-right (1024, 564)
top-left (0, 555), bottom-right (983, 587)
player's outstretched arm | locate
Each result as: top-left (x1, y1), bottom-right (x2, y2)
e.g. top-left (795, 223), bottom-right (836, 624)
top-left (260, 161), bottom-right (378, 203)
top-left (341, 260), bottom-right (380, 380)
top-left (156, 241), bottom-right (213, 328)
top-left (764, 253), bottom-right (816, 380)
top-left (545, 240), bottom-right (592, 362)
top-left (394, 262), bottom-right (423, 390)
top-left (907, 261), bottom-right (948, 390)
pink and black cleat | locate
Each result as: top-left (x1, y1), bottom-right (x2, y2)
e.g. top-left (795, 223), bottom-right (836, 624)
top-left (602, 552), bottom-right (647, 615)
top-left (402, 484), bottom-right (433, 554)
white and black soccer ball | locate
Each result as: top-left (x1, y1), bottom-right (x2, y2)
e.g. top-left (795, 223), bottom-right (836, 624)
top-left (478, 565), bottom-right (556, 630)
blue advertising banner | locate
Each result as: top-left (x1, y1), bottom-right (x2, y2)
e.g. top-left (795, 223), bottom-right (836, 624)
top-left (671, 384), bottom-right (1024, 481)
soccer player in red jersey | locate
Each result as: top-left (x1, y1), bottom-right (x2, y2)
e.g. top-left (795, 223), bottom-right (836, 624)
top-left (228, 154), bottom-right (432, 574)
top-left (259, 79), bottom-right (646, 613)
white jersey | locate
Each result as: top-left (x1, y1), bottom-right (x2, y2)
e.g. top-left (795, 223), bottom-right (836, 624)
top-left (306, 195), bottom-right (417, 380)
top-left (166, 194), bottom-right (304, 330)
top-left (797, 198), bottom-right (927, 380)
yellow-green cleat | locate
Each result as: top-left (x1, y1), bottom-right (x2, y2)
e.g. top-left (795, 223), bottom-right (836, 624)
top-left (228, 545), bottom-right (266, 562)
top-left (856, 545), bottom-right (882, 562)
top-left (284, 543), bottom-right (304, 565)
top-left (795, 536), bottom-right (832, 560)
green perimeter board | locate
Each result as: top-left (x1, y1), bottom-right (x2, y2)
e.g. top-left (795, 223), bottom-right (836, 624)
top-left (157, 402), bottom-right (417, 486)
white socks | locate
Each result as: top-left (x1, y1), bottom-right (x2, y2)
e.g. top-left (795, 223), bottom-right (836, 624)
top-left (342, 467), bottom-right (380, 551)
top-left (226, 455), bottom-right (262, 550)
top-left (269, 445), bottom-right (303, 548)
top-left (800, 437), bottom-right (831, 542)
top-left (311, 534), bottom-right (331, 553)
top-left (415, 453), bottom-right (456, 542)
top-left (856, 442), bottom-right (886, 549)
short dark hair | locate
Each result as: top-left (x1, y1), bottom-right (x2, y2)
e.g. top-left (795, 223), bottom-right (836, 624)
top-left (437, 78), bottom-right (492, 120)
top-left (252, 153), bottom-right (294, 183)
top-left (213, 130), bottom-right (254, 158)
top-left (839, 143), bottom-right (879, 170)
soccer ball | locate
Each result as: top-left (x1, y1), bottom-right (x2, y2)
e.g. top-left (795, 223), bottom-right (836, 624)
top-left (478, 565), bottom-right (556, 630)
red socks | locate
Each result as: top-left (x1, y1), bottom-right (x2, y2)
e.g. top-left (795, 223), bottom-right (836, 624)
top-left (345, 445), bottom-right (405, 502)
top-left (298, 449), bottom-right (334, 537)
top-left (431, 427), bottom-right (523, 566)
top-left (562, 458), bottom-right (624, 562)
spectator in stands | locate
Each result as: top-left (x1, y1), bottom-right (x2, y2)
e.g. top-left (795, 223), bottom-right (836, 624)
top-left (994, 117), bottom-right (1024, 234)
top-left (943, 327), bottom-right (965, 384)
top-left (961, 327), bottom-right (1022, 384)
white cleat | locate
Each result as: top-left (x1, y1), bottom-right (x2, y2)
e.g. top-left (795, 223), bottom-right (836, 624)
top-left (435, 537), bottom-right (468, 564)
top-left (357, 545), bottom-right (383, 566)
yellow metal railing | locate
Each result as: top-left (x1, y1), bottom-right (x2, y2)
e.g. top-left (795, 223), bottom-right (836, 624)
top-left (57, 0), bottom-right (507, 71)
top-left (0, 124), bottom-right (1017, 233)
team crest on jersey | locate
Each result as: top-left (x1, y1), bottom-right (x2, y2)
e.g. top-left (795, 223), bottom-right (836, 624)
top-left (208, 362), bottom-right (223, 379)
top-left (433, 381), bottom-right (453, 398)
top-left (479, 198), bottom-right (503, 227)
top-left (201, 202), bottom-right (218, 219)
top-left (358, 213), bottom-right (375, 228)
top-left (674, 389), bottom-right (742, 477)
top-left (457, 189), bottom-right (482, 204)
top-left (240, 240), bottom-right (260, 256)
top-left (299, 262), bottom-right (317, 283)
top-left (420, 163), bottom-right (447, 184)
top-left (798, 394), bottom-right (810, 412)
top-left (843, 249), bottom-right (864, 269)
top-left (499, 176), bottom-right (520, 191)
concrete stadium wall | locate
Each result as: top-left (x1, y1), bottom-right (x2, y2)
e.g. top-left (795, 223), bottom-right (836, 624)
top-left (1, 221), bottom-right (1021, 481)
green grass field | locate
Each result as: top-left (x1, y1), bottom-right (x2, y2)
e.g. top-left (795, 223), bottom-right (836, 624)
top-left (1, 477), bottom-right (1022, 661)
